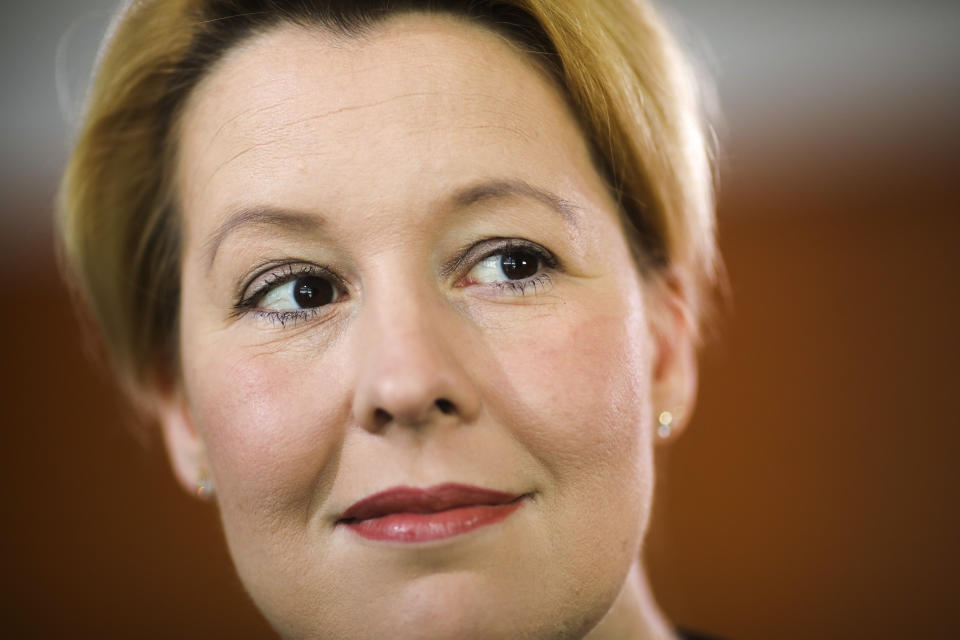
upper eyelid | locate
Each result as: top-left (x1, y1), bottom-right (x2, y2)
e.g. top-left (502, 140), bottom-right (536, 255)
top-left (237, 261), bottom-right (294, 299)
top-left (239, 262), bottom-right (336, 305)
top-left (441, 237), bottom-right (557, 279)
top-left (484, 242), bottom-right (555, 266)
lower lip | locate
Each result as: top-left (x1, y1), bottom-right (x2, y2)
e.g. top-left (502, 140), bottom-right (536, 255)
top-left (344, 501), bottom-right (523, 543)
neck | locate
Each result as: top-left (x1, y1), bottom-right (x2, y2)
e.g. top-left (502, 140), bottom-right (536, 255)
top-left (586, 561), bottom-right (677, 640)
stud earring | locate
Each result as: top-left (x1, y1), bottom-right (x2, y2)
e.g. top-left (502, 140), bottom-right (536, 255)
top-left (196, 469), bottom-right (215, 499)
top-left (657, 408), bottom-right (683, 439)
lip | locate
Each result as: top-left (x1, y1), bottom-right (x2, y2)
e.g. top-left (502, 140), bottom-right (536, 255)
top-left (338, 483), bottom-right (525, 543)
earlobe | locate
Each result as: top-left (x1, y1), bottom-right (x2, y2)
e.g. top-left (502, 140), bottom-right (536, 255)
top-left (155, 391), bottom-right (214, 499)
top-left (648, 269), bottom-right (699, 441)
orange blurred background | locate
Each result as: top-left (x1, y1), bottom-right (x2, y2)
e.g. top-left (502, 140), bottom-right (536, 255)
top-left (2, 1), bottom-right (958, 638)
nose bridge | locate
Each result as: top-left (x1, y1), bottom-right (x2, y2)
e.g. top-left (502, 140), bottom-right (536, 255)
top-left (375, 283), bottom-right (442, 371)
top-left (351, 275), bottom-right (479, 431)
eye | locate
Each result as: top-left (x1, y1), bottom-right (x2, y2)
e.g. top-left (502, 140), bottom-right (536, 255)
top-left (259, 274), bottom-right (338, 311)
top-left (234, 263), bottom-right (345, 323)
top-left (466, 248), bottom-right (544, 284)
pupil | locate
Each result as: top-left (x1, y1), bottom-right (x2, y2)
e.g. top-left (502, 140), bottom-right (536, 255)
top-left (501, 250), bottom-right (539, 280)
top-left (293, 276), bottom-right (334, 308)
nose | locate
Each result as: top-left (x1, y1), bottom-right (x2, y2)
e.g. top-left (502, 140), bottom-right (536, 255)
top-left (350, 287), bottom-right (481, 433)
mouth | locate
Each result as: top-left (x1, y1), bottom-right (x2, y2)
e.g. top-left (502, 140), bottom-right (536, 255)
top-left (337, 483), bottom-right (527, 543)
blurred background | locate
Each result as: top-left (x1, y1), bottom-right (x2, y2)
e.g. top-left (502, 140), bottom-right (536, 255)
top-left (2, 1), bottom-right (958, 638)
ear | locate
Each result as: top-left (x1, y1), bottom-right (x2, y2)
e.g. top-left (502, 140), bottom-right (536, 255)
top-left (648, 268), bottom-right (699, 442)
top-left (154, 390), bottom-right (214, 499)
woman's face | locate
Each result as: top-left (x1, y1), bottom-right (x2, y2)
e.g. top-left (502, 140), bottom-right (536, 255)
top-left (168, 14), bottom-right (673, 640)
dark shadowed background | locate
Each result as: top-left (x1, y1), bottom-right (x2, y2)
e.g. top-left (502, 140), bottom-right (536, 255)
top-left (2, 1), bottom-right (958, 638)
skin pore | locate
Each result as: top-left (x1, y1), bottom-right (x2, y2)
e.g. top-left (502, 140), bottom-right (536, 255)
top-left (161, 13), bottom-right (691, 640)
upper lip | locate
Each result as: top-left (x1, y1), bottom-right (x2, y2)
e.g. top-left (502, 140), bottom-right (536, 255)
top-left (339, 483), bottom-right (522, 522)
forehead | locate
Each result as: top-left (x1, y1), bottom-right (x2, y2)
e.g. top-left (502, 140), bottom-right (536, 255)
top-left (175, 13), bottom-right (607, 244)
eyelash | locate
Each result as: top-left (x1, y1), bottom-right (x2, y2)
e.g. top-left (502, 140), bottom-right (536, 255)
top-left (490, 273), bottom-right (553, 296)
top-left (232, 238), bottom-right (559, 326)
top-left (459, 238), bottom-right (557, 295)
top-left (232, 263), bottom-right (341, 327)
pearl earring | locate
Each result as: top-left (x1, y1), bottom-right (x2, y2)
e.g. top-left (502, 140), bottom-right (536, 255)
top-left (657, 408), bottom-right (683, 439)
top-left (196, 469), bottom-right (215, 499)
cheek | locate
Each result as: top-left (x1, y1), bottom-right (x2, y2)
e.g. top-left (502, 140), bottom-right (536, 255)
top-left (182, 342), bottom-right (348, 521)
top-left (492, 306), bottom-right (653, 480)
top-left (479, 301), bottom-right (656, 606)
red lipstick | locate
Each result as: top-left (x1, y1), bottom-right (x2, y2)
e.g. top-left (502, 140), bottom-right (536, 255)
top-left (339, 483), bottom-right (524, 543)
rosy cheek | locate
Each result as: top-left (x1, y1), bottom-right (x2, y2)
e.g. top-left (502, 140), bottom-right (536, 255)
top-left (488, 307), bottom-right (651, 477)
top-left (185, 347), bottom-right (347, 513)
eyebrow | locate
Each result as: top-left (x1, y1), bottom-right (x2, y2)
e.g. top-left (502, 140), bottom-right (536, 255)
top-left (203, 178), bottom-right (582, 269)
top-left (451, 179), bottom-right (583, 228)
top-left (203, 207), bottom-right (322, 269)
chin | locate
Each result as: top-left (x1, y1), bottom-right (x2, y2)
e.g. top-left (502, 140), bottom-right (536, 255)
top-left (242, 532), bottom-right (625, 640)
top-left (268, 571), bottom-right (609, 640)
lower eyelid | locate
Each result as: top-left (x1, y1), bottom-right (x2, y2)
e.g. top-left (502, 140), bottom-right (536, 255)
top-left (251, 307), bottom-right (327, 329)
top-left (492, 273), bottom-right (553, 296)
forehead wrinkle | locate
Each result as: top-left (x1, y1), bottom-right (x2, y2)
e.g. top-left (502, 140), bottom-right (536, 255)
top-left (199, 91), bottom-right (476, 191)
top-left (281, 90), bottom-right (509, 129)
top-left (201, 137), bottom-right (285, 195)
top-left (206, 97), bottom-right (293, 156)
top-left (200, 88), bottom-right (531, 197)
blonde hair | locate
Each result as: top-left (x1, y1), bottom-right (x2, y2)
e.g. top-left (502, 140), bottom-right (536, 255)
top-left (58, 0), bottom-right (717, 402)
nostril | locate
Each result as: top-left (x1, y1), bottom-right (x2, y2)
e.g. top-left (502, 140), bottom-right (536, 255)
top-left (435, 398), bottom-right (456, 415)
top-left (372, 408), bottom-right (392, 429)
top-left (366, 400), bottom-right (457, 430)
